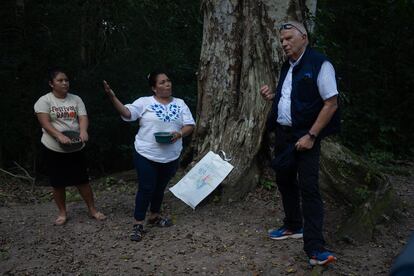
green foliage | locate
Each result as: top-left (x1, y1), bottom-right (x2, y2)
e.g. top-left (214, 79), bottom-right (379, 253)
top-left (1, 1), bottom-right (202, 173)
top-left (260, 179), bottom-right (276, 190)
top-left (105, 177), bottom-right (117, 186)
top-left (314, 0), bottom-right (414, 161)
top-left (65, 190), bottom-right (82, 202)
top-left (368, 150), bottom-right (395, 165)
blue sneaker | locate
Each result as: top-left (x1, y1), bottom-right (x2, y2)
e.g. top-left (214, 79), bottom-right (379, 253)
top-left (269, 226), bottom-right (303, 240)
top-left (309, 251), bottom-right (337, 266)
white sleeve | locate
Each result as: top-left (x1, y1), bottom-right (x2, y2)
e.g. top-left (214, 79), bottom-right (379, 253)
top-left (317, 61), bottom-right (339, 100)
top-left (34, 95), bottom-right (50, 114)
top-left (122, 98), bottom-right (144, 122)
top-left (181, 102), bottom-right (195, 125)
top-left (75, 96), bottom-right (87, 116)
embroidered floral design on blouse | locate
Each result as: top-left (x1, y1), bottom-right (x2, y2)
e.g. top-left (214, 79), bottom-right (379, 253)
top-left (150, 103), bottom-right (181, 122)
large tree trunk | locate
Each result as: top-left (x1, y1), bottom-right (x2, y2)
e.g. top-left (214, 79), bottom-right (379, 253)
top-left (190, 0), bottom-right (398, 242)
top-left (192, 0), bottom-right (315, 200)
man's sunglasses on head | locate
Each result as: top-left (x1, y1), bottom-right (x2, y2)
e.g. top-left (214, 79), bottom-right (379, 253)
top-left (279, 23), bottom-right (305, 35)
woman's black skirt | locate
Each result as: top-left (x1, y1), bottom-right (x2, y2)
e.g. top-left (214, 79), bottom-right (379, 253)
top-left (41, 144), bottom-right (89, 187)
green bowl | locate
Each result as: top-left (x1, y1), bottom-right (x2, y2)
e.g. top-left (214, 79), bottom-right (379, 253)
top-left (154, 132), bottom-right (173, 144)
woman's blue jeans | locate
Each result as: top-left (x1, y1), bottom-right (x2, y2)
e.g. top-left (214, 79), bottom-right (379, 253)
top-left (133, 151), bottom-right (179, 221)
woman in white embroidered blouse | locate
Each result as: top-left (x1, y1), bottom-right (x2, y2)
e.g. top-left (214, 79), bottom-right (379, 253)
top-left (103, 70), bottom-right (195, 241)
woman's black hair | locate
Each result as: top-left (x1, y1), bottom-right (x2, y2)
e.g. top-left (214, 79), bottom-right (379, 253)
top-left (147, 69), bottom-right (168, 87)
top-left (48, 67), bottom-right (67, 82)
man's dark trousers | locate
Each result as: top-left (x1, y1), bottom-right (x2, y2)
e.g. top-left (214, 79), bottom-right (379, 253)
top-left (274, 125), bottom-right (325, 256)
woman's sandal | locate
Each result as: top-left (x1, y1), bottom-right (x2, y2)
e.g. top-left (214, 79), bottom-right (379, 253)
top-left (91, 211), bottom-right (106, 221)
top-left (147, 216), bottom-right (173, 227)
top-left (130, 224), bottom-right (144, 242)
top-left (54, 215), bottom-right (67, 226)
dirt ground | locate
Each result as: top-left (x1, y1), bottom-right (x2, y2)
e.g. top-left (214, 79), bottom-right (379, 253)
top-left (1, 168), bottom-right (413, 276)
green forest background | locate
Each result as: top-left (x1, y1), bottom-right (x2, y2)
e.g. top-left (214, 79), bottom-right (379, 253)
top-left (1, 0), bottom-right (413, 178)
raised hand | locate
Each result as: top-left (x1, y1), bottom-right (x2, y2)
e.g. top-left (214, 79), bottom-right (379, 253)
top-left (103, 80), bottom-right (116, 97)
top-left (102, 80), bottom-right (131, 119)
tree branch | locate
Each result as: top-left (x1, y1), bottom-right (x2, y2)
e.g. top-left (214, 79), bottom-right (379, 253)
top-left (0, 162), bottom-right (35, 190)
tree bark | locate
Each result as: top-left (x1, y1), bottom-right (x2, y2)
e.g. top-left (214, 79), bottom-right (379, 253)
top-left (192, 0), bottom-right (313, 200)
top-left (319, 139), bottom-right (398, 242)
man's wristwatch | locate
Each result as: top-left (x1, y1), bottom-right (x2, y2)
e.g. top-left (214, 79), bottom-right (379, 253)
top-left (307, 131), bottom-right (317, 140)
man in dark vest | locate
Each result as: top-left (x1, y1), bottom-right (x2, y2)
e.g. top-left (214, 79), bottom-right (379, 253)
top-left (260, 20), bottom-right (339, 266)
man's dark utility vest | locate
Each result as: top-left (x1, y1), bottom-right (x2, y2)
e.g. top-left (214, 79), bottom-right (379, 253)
top-left (268, 46), bottom-right (340, 139)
